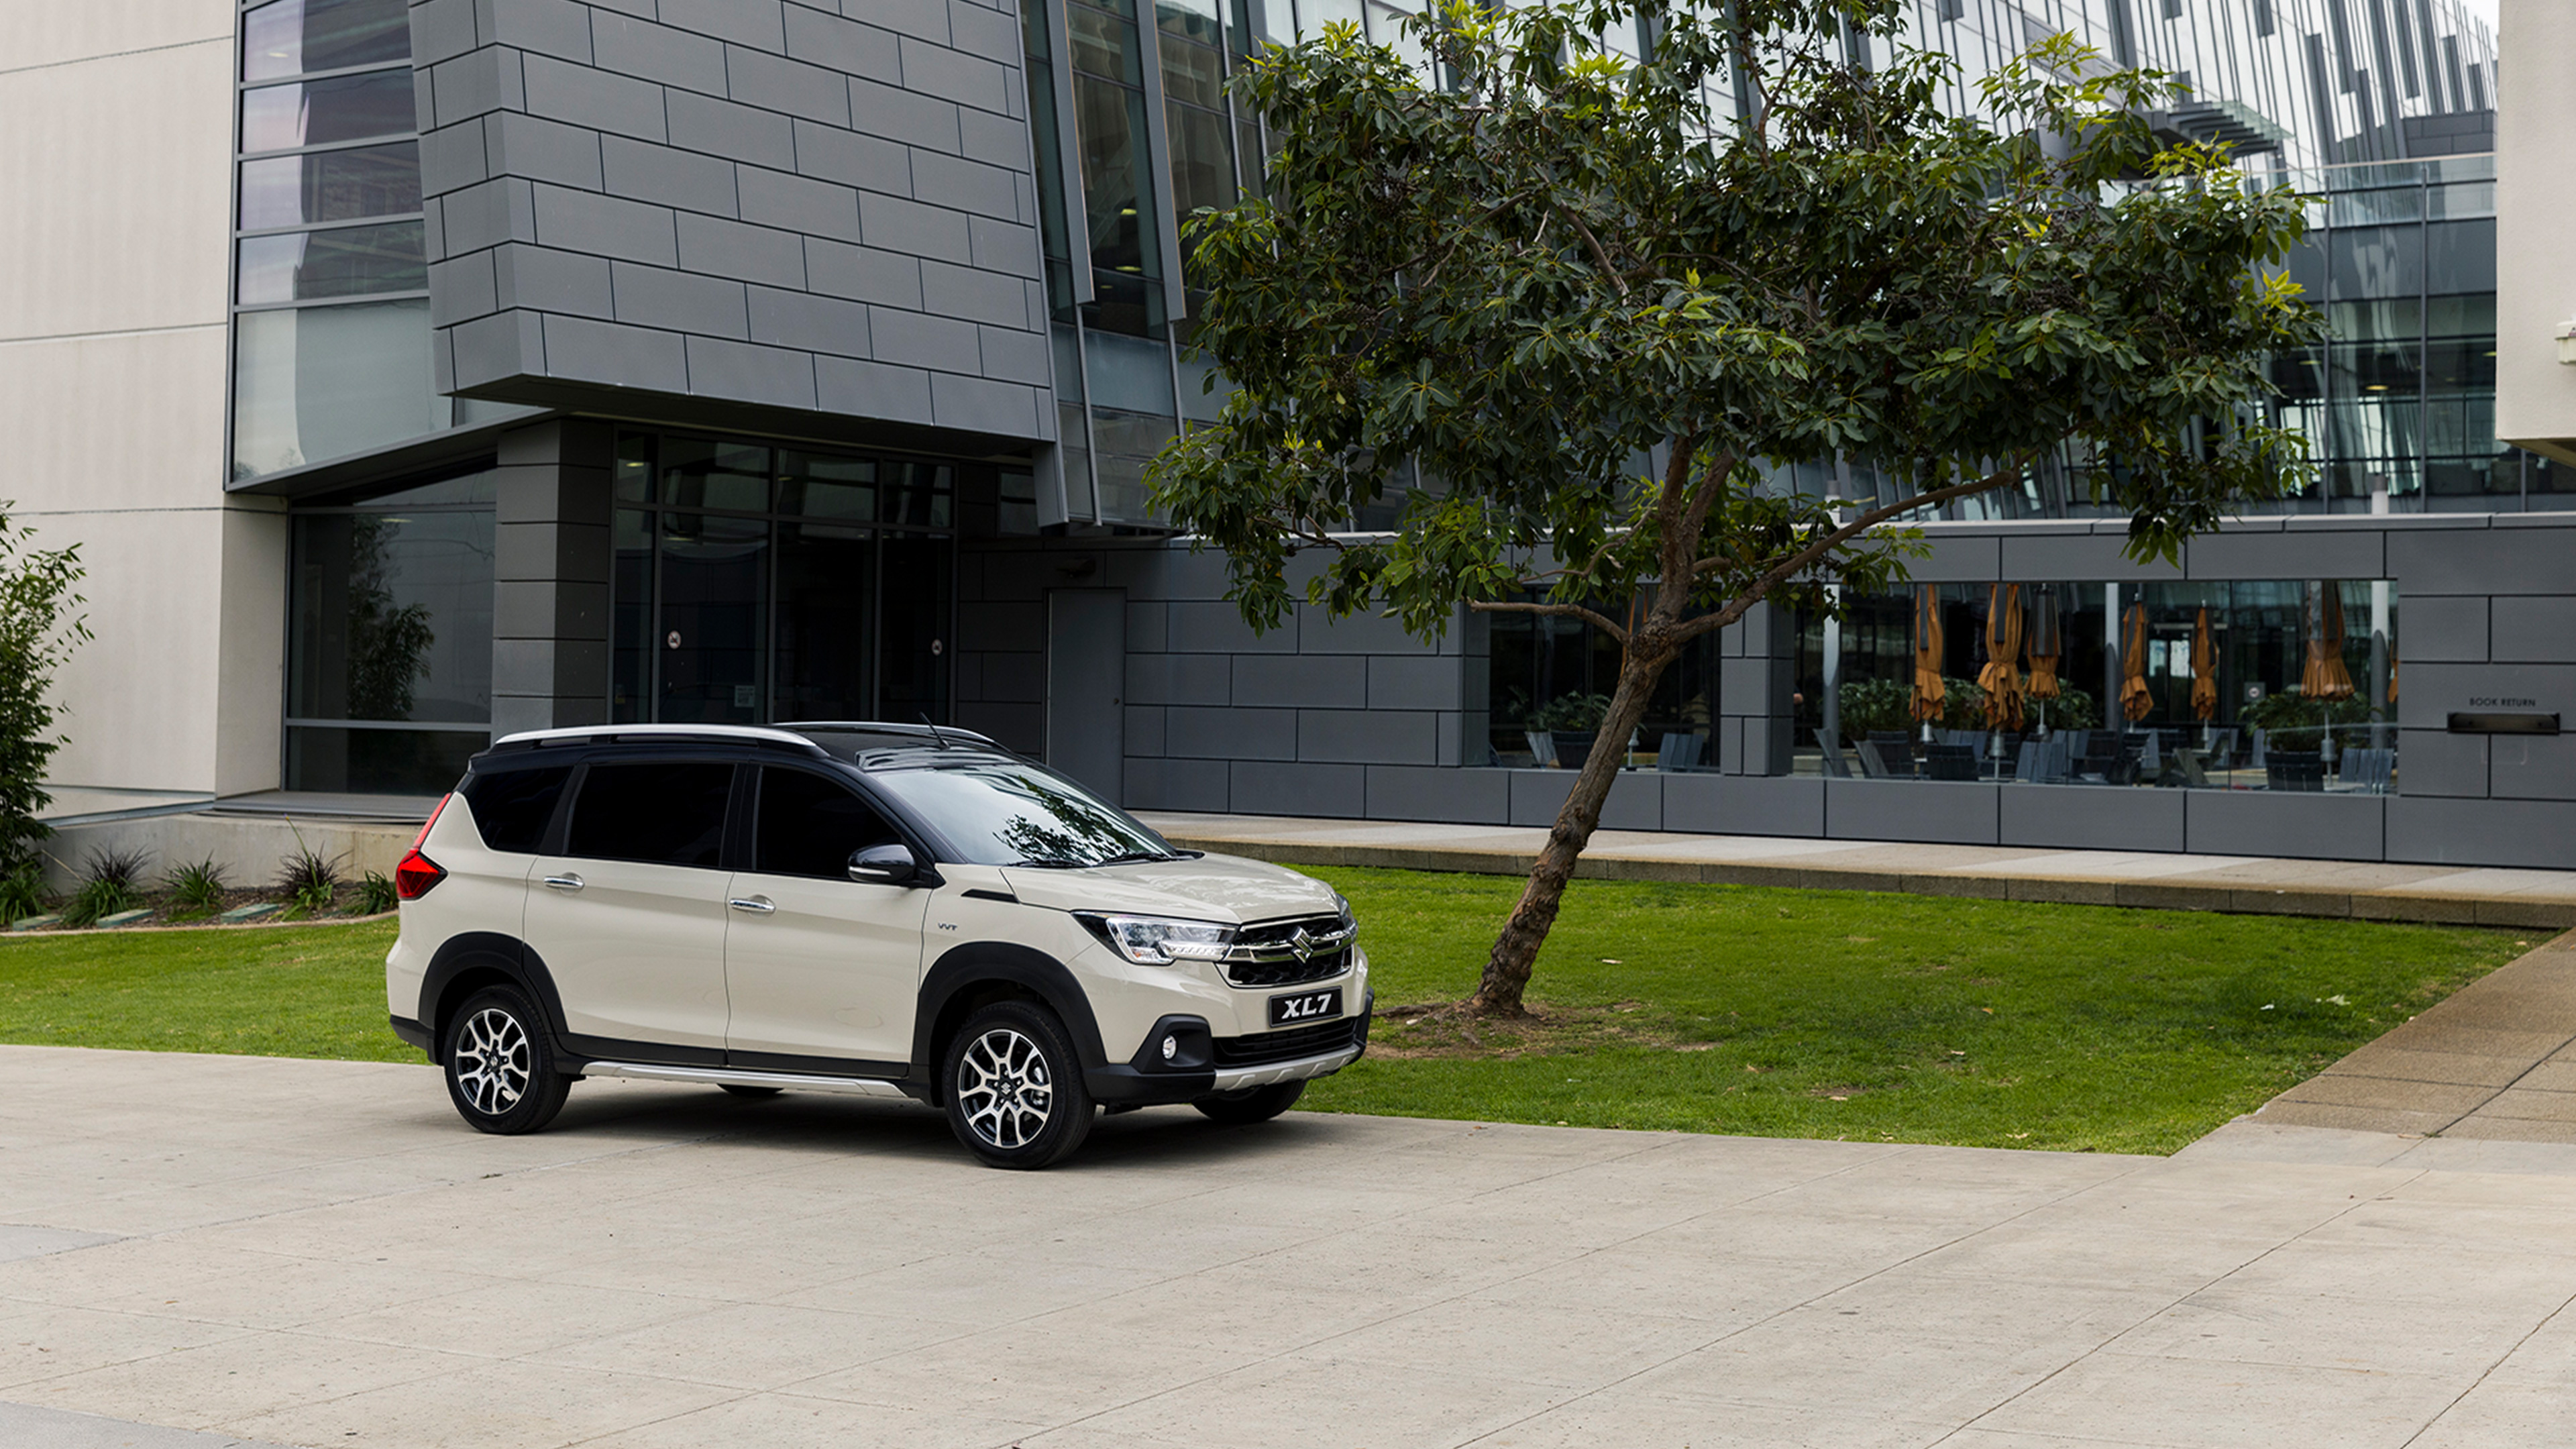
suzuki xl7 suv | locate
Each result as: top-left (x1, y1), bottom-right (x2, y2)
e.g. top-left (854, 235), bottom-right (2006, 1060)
top-left (384, 722), bottom-right (1370, 1168)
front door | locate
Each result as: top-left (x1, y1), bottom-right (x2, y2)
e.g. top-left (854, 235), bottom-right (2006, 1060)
top-left (1047, 588), bottom-right (1126, 802)
top-left (522, 760), bottom-right (737, 1055)
top-left (722, 765), bottom-right (929, 1072)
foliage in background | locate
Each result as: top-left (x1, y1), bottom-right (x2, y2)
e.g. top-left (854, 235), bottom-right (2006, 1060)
top-left (1836, 678), bottom-right (2102, 742)
top-left (2242, 690), bottom-right (2378, 752)
top-left (275, 844), bottom-right (341, 918)
top-left (0, 862), bottom-right (46, 926)
top-left (1301, 867), bottom-right (2522, 1153)
top-left (356, 871), bottom-right (397, 916)
top-left (1151, 0), bottom-right (2323, 1015)
top-left (343, 515), bottom-right (436, 720)
top-left (0, 509), bottom-right (88, 878)
top-left (60, 847), bottom-right (148, 929)
top-left (162, 859), bottom-right (229, 920)
top-left (1525, 692), bottom-right (1615, 733)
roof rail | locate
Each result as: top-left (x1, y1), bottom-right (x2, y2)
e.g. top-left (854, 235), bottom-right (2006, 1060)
top-left (488, 724), bottom-right (828, 755)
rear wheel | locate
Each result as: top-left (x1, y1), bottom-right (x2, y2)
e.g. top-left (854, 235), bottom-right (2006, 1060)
top-left (1193, 1079), bottom-right (1305, 1126)
top-left (441, 985), bottom-right (570, 1134)
top-left (942, 1001), bottom-right (1095, 1169)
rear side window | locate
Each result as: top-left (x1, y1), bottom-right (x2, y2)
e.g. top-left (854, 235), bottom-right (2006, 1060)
top-left (460, 766), bottom-right (572, 853)
top-left (755, 768), bottom-right (900, 878)
top-left (566, 762), bottom-right (733, 868)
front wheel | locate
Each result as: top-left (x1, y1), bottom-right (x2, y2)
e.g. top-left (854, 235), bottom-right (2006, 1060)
top-left (1193, 1079), bottom-right (1305, 1126)
top-left (441, 985), bottom-right (571, 1134)
top-left (943, 1001), bottom-right (1095, 1169)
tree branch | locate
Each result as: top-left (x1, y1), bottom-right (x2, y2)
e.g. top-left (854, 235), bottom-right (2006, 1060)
top-left (1669, 455), bottom-right (2036, 644)
top-left (1468, 598), bottom-right (1631, 645)
top-left (1560, 203), bottom-right (1631, 298)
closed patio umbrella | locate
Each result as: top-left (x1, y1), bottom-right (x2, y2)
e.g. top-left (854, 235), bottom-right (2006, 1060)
top-left (2190, 606), bottom-right (2218, 721)
top-left (1911, 585), bottom-right (1946, 724)
top-left (2024, 585), bottom-right (2062, 703)
top-left (1979, 584), bottom-right (2025, 729)
top-left (2302, 582), bottom-right (2355, 701)
top-left (2119, 603), bottom-right (2153, 722)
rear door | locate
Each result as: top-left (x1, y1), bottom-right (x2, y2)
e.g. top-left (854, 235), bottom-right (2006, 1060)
top-left (720, 765), bottom-right (929, 1072)
top-left (522, 759), bottom-right (737, 1055)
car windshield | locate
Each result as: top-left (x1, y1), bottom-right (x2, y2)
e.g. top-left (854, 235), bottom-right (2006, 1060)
top-left (867, 759), bottom-right (1175, 867)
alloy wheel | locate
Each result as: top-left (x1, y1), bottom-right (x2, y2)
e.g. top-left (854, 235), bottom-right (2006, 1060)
top-left (955, 1027), bottom-right (1053, 1150)
top-left (452, 1006), bottom-right (531, 1116)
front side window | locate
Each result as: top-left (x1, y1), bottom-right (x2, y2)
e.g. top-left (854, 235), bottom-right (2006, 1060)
top-left (755, 769), bottom-right (901, 878)
top-left (565, 763), bottom-right (734, 868)
top-left (868, 762), bottom-right (1169, 867)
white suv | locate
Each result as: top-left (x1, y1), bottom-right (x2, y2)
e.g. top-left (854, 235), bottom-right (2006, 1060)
top-left (384, 723), bottom-right (1370, 1168)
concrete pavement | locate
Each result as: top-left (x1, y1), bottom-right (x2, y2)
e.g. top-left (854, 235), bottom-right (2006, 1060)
top-left (1139, 810), bottom-right (2576, 928)
top-left (5, 1046), bottom-right (2576, 1448)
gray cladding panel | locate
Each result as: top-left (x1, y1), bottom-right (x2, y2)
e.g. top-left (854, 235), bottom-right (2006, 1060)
top-left (1825, 780), bottom-right (2000, 845)
top-left (2385, 796), bottom-right (2576, 869)
top-left (2184, 790), bottom-right (2383, 861)
top-left (1997, 785), bottom-right (2185, 853)
top-left (419, 0), bottom-right (1046, 440)
top-left (2188, 527), bottom-right (2382, 581)
top-left (2393, 528), bottom-right (2576, 596)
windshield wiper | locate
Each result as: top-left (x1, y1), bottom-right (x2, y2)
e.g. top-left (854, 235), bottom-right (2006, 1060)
top-left (1094, 851), bottom-right (1175, 865)
top-left (1010, 858), bottom-right (1086, 869)
top-left (1008, 851), bottom-right (1172, 869)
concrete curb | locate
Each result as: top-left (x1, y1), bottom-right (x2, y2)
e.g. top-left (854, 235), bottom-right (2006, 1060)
top-left (1158, 833), bottom-right (2576, 928)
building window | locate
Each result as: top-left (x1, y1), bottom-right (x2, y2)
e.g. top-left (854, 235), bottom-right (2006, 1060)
top-left (229, 0), bottom-right (444, 481)
top-left (1484, 606), bottom-right (1721, 770)
top-left (285, 468), bottom-right (496, 794)
top-left (609, 431), bottom-right (960, 728)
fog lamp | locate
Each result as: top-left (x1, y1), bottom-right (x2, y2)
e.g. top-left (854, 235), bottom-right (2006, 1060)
top-left (1161, 1034), bottom-right (1179, 1062)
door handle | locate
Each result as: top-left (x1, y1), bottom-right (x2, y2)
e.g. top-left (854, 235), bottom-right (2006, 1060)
top-left (728, 896), bottom-right (776, 914)
top-left (542, 873), bottom-right (585, 892)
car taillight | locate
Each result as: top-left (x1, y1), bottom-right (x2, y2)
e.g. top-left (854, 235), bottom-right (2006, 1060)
top-left (411, 794), bottom-right (450, 851)
top-left (394, 849), bottom-right (446, 900)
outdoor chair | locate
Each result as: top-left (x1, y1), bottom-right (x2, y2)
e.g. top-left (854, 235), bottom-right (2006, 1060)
top-left (2339, 747), bottom-right (2395, 794)
top-left (1924, 744), bottom-right (1980, 781)
top-left (1866, 732), bottom-right (1919, 777)
top-left (1853, 739), bottom-right (1890, 778)
top-left (1657, 731), bottom-right (1709, 771)
top-left (1814, 731), bottom-right (1852, 779)
top-left (1523, 731), bottom-right (1558, 769)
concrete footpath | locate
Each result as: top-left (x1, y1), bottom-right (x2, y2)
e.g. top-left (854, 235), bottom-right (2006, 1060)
top-left (1140, 810), bottom-right (2576, 928)
top-left (5, 1047), bottom-right (2576, 1448)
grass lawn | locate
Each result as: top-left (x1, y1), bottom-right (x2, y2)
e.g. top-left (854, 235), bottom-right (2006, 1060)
top-left (0, 920), bottom-right (411, 1063)
top-left (1298, 867), bottom-right (2530, 1155)
top-left (0, 875), bottom-right (2531, 1155)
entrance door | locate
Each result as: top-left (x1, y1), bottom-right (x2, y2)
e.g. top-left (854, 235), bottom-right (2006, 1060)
top-left (1047, 589), bottom-right (1126, 802)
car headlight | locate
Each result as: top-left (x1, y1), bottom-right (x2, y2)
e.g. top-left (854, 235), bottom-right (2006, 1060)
top-left (1077, 913), bottom-right (1236, 965)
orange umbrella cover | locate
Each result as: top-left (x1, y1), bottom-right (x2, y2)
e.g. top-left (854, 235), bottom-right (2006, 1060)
top-left (2190, 606), bottom-right (2217, 721)
top-left (2025, 586), bottom-right (2061, 700)
top-left (1912, 586), bottom-right (1947, 723)
top-left (1978, 584), bottom-right (2025, 729)
top-left (2119, 603), bottom-right (2153, 722)
top-left (2302, 582), bottom-right (2355, 701)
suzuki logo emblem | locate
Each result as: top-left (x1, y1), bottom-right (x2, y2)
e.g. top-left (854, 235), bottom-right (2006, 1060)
top-left (1289, 928), bottom-right (1315, 963)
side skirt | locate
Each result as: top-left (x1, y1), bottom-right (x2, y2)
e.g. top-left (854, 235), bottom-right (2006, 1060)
top-left (578, 1061), bottom-right (914, 1099)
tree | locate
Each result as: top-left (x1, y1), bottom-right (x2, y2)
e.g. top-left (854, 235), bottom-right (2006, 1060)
top-left (1149, 0), bottom-right (2320, 1017)
top-left (0, 508), bottom-right (89, 878)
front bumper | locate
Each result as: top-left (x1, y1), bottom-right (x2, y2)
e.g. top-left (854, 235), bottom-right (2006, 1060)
top-left (1085, 994), bottom-right (1372, 1106)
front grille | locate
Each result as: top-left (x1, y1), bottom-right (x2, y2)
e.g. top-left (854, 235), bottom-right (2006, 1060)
top-left (1214, 1016), bottom-right (1362, 1068)
top-left (1222, 914), bottom-right (1355, 988)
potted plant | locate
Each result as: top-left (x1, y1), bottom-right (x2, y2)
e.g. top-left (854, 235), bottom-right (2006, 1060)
top-left (1527, 692), bottom-right (1613, 770)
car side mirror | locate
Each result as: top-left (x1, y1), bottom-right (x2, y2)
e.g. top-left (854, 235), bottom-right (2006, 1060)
top-left (848, 843), bottom-right (923, 886)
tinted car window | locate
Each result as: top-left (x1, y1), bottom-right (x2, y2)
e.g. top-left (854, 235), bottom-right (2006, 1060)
top-left (460, 765), bottom-right (572, 853)
top-left (565, 762), bottom-right (733, 867)
top-left (864, 759), bottom-right (1171, 867)
top-left (756, 768), bottom-right (900, 878)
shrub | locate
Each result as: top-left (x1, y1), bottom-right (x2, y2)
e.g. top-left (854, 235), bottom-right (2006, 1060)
top-left (163, 857), bottom-right (228, 919)
top-left (0, 860), bottom-right (46, 924)
top-left (60, 846), bottom-right (148, 928)
top-left (0, 511), bottom-right (89, 879)
top-left (276, 845), bottom-right (341, 918)
top-left (356, 871), bottom-right (397, 916)
top-left (1527, 692), bottom-right (1614, 733)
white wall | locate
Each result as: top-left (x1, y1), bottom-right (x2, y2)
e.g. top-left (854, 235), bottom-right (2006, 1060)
top-left (0, 2), bottom-right (288, 806)
top-left (2493, 0), bottom-right (2576, 463)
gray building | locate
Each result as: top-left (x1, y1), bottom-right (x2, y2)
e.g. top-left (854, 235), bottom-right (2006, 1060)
top-left (12, 0), bottom-right (2572, 871)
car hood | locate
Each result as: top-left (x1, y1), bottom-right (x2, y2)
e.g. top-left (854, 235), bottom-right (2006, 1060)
top-left (1000, 851), bottom-right (1338, 925)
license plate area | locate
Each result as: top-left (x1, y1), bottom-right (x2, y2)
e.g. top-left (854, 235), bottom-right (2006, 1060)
top-left (1268, 987), bottom-right (1343, 1028)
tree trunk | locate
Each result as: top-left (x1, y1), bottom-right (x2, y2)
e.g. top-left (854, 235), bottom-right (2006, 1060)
top-left (1466, 638), bottom-right (1676, 1016)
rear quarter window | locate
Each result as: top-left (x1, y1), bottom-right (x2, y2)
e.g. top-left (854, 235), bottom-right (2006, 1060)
top-left (459, 765), bottom-right (573, 853)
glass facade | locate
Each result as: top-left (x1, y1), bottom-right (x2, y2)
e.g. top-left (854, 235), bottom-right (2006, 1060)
top-left (285, 470), bottom-right (496, 793)
top-left (227, 0), bottom-right (525, 481)
top-left (608, 432), bottom-right (959, 727)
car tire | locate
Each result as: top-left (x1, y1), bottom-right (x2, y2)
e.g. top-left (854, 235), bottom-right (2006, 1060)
top-left (441, 985), bottom-right (571, 1135)
top-left (942, 1000), bottom-right (1095, 1169)
top-left (1193, 1079), bottom-right (1305, 1126)
top-left (719, 1084), bottom-right (784, 1099)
